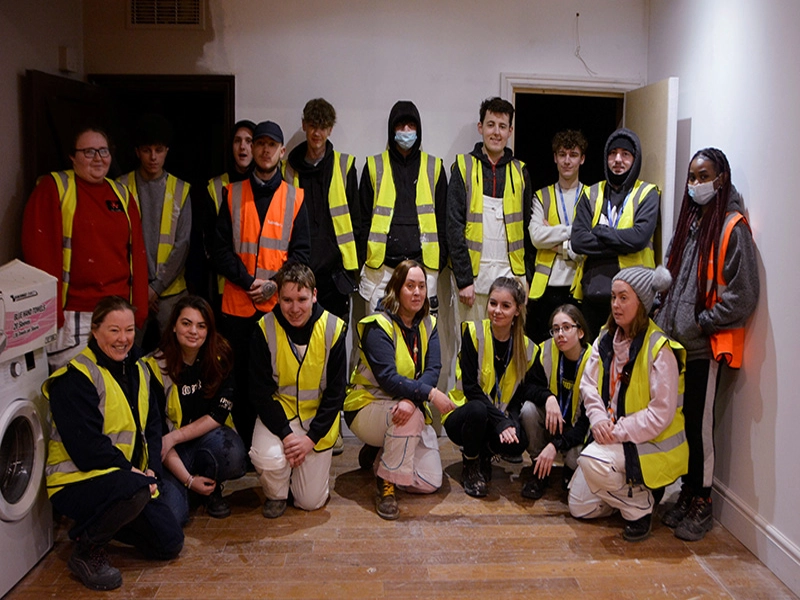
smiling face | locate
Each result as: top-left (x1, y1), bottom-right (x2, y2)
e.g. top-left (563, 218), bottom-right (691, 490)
top-left (487, 287), bottom-right (520, 339)
top-left (550, 311), bottom-right (584, 358)
top-left (478, 110), bottom-right (512, 162)
top-left (173, 307), bottom-right (208, 356)
top-left (278, 282), bottom-right (316, 328)
top-left (135, 144), bottom-right (168, 180)
top-left (71, 130), bottom-right (112, 184)
top-left (232, 127), bottom-right (253, 173)
top-left (397, 266), bottom-right (426, 322)
top-left (610, 280), bottom-right (641, 335)
top-left (92, 309), bottom-right (135, 362)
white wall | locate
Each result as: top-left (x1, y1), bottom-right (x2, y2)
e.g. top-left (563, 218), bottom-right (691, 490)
top-left (84, 0), bottom-right (648, 167)
top-left (649, 0), bottom-right (800, 594)
top-left (0, 1), bottom-right (84, 263)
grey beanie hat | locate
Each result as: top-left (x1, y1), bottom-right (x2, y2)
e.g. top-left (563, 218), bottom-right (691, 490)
top-left (612, 265), bottom-right (672, 313)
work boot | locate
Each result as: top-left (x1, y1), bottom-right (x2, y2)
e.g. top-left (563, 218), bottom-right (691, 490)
top-left (623, 513), bottom-right (652, 542)
top-left (358, 444), bottom-right (381, 470)
top-left (67, 541), bottom-right (122, 591)
top-left (675, 496), bottom-right (713, 541)
top-left (462, 456), bottom-right (488, 498)
top-left (375, 477), bottom-right (399, 520)
top-left (661, 485), bottom-right (694, 528)
top-left (521, 476), bottom-right (549, 500)
top-left (261, 498), bottom-right (288, 519)
top-left (206, 483), bottom-right (231, 519)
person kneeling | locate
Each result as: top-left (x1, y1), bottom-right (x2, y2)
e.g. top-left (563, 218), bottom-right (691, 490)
top-left (568, 267), bottom-right (688, 542)
top-left (249, 263), bottom-right (348, 518)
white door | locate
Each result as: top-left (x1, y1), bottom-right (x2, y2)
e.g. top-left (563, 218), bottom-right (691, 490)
top-left (624, 77), bottom-right (680, 263)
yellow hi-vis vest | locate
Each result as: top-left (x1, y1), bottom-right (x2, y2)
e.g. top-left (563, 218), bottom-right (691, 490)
top-left (446, 319), bottom-right (536, 423)
top-left (456, 154), bottom-right (526, 277)
top-left (122, 171), bottom-right (190, 297)
top-left (539, 338), bottom-right (591, 426)
top-left (143, 355), bottom-right (234, 431)
top-left (257, 310), bottom-right (346, 451)
top-left (365, 151), bottom-right (441, 270)
top-left (571, 180), bottom-right (659, 300)
top-left (282, 152), bottom-right (358, 271)
top-left (529, 184), bottom-right (580, 299)
top-left (596, 320), bottom-right (688, 489)
top-left (43, 170), bottom-right (133, 308)
top-left (207, 173), bottom-right (232, 295)
top-left (344, 313), bottom-right (435, 422)
top-left (43, 347), bottom-right (152, 497)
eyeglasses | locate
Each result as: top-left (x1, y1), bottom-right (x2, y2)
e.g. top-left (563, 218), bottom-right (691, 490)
top-left (550, 323), bottom-right (580, 336)
top-left (74, 147), bottom-right (111, 159)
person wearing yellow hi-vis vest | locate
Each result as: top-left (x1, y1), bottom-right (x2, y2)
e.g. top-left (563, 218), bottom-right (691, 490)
top-left (22, 127), bottom-right (150, 372)
top-left (357, 101), bottom-right (447, 313)
top-left (282, 98), bottom-right (360, 322)
top-left (444, 278), bottom-right (535, 499)
top-left (520, 304), bottom-right (592, 500)
top-left (119, 114), bottom-right (192, 351)
top-left (446, 97), bottom-right (533, 329)
top-left (145, 295), bottom-right (247, 526)
top-left (527, 130), bottom-right (588, 343)
top-left (43, 297), bottom-right (183, 591)
top-left (571, 128), bottom-right (660, 339)
top-left (248, 263), bottom-right (348, 519)
top-left (569, 266), bottom-right (687, 543)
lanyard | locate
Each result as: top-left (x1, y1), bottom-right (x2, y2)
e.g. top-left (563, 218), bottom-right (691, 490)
top-left (557, 348), bottom-right (585, 421)
top-left (606, 189), bottom-right (633, 229)
top-left (556, 183), bottom-right (582, 228)
top-left (492, 336), bottom-right (512, 406)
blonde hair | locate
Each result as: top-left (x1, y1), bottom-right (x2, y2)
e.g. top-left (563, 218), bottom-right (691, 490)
top-left (487, 277), bottom-right (528, 386)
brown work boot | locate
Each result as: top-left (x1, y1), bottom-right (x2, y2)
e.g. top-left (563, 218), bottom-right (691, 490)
top-left (375, 476), bottom-right (399, 520)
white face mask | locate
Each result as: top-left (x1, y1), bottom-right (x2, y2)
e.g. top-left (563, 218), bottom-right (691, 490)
top-left (688, 178), bottom-right (719, 205)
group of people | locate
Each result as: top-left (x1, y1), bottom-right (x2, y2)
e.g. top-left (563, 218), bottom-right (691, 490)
top-left (22, 95), bottom-right (758, 591)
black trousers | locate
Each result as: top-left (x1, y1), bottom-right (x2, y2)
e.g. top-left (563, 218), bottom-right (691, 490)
top-left (444, 401), bottom-right (528, 458)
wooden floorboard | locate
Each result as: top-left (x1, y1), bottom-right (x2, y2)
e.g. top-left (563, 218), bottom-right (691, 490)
top-left (7, 438), bottom-right (797, 599)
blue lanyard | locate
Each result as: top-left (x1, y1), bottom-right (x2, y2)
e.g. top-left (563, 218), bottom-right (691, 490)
top-left (556, 183), bottom-right (582, 228)
top-left (606, 189), bottom-right (633, 229)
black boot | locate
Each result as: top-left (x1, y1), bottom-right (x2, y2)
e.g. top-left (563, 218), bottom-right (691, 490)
top-left (462, 455), bottom-right (488, 498)
top-left (68, 539), bottom-right (123, 591)
top-left (206, 483), bottom-right (231, 519)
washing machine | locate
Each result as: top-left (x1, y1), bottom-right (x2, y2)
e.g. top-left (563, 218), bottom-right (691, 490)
top-left (0, 346), bottom-right (53, 597)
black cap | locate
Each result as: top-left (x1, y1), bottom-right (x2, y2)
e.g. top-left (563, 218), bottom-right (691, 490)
top-left (608, 136), bottom-right (636, 156)
top-left (233, 119), bottom-right (256, 136)
top-left (253, 121), bottom-right (284, 144)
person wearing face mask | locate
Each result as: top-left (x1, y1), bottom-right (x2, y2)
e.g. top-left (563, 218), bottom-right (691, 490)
top-left (357, 100), bottom-right (447, 314)
top-left (571, 128), bottom-right (660, 338)
top-left (655, 148), bottom-right (758, 542)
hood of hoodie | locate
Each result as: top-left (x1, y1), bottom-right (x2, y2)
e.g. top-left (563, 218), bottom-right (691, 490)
top-left (387, 100), bottom-right (422, 156)
top-left (604, 127), bottom-right (642, 191)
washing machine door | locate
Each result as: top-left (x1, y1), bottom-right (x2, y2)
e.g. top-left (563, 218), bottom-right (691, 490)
top-left (0, 399), bottom-right (45, 521)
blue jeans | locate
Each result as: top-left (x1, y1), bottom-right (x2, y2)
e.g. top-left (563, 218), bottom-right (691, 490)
top-left (161, 425), bottom-right (247, 525)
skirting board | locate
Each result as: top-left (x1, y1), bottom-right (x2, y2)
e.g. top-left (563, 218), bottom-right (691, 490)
top-left (713, 478), bottom-right (800, 596)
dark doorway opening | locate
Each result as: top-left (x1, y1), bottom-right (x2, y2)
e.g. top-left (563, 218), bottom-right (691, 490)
top-left (513, 92), bottom-right (624, 191)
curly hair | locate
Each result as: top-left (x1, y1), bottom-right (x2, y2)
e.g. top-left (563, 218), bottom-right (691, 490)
top-left (302, 98), bottom-right (336, 129)
top-left (551, 129), bottom-right (588, 155)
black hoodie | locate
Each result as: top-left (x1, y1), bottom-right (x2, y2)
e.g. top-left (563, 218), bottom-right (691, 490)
top-left (358, 100), bottom-right (447, 269)
top-left (571, 128), bottom-right (660, 299)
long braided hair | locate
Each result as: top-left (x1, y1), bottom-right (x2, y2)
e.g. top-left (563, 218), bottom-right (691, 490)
top-left (666, 147), bottom-right (732, 314)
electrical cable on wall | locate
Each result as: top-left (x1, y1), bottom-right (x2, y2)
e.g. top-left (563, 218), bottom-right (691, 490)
top-left (574, 12), bottom-right (598, 76)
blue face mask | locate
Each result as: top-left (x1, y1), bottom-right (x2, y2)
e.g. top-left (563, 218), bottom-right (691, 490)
top-left (395, 130), bottom-right (417, 151)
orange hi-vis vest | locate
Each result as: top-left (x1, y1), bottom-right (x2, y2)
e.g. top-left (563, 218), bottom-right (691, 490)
top-left (221, 179), bottom-right (304, 317)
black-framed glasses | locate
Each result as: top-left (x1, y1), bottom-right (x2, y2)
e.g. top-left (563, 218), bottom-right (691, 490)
top-left (74, 147), bottom-right (111, 159)
top-left (550, 323), bottom-right (580, 336)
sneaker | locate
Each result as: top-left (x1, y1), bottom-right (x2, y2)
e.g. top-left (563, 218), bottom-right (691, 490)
top-left (662, 485), bottom-right (694, 529)
top-left (675, 496), bottom-right (713, 541)
top-left (332, 432), bottom-right (344, 456)
top-left (623, 513), bottom-right (652, 542)
top-left (375, 477), bottom-right (399, 520)
top-left (67, 542), bottom-right (123, 591)
top-left (358, 444), bottom-right (381, 470)
top-left (480, 452), bottom-right (494, 483)
top-left (521, 476), bottom-right (549, 500)
top-left (206, 484), bottom-right (231, 519)
top-left (462, 457), bottom-right (488, 498)
top-left (261, 498), bottom-right (287, 519)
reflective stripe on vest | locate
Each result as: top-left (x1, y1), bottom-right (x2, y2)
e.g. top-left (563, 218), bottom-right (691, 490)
top-left (258, 310), bottom-right (346, 451)
top-left (207, 173), bottom-right (231, 214)
top-left (457, 155), bottom-right (526, 277)
top-left (221, 180), bottom-right (303, 316)
top-left (446, 319), bottom-right (535, 422)
top-left (344, 313), bottom-right (435, 421)
top-left (529, 185), bottom-right (580, 299)
top-left (46, 170), bottom-right (132, 308)
top-left (704, 211), bottom-right (749, 368)
top-left (282, 153), bottom-right (358, 270)
top-left (540, 337), bottom-right (591, 425)
top-left (123, 172), bottom-right (190, 297)
top-left (43, 348), bottom-right (151, 497)
top-left (365, 151), bottom-right (440, 270)
top-left (596, 321), bottom-right (688, 488)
